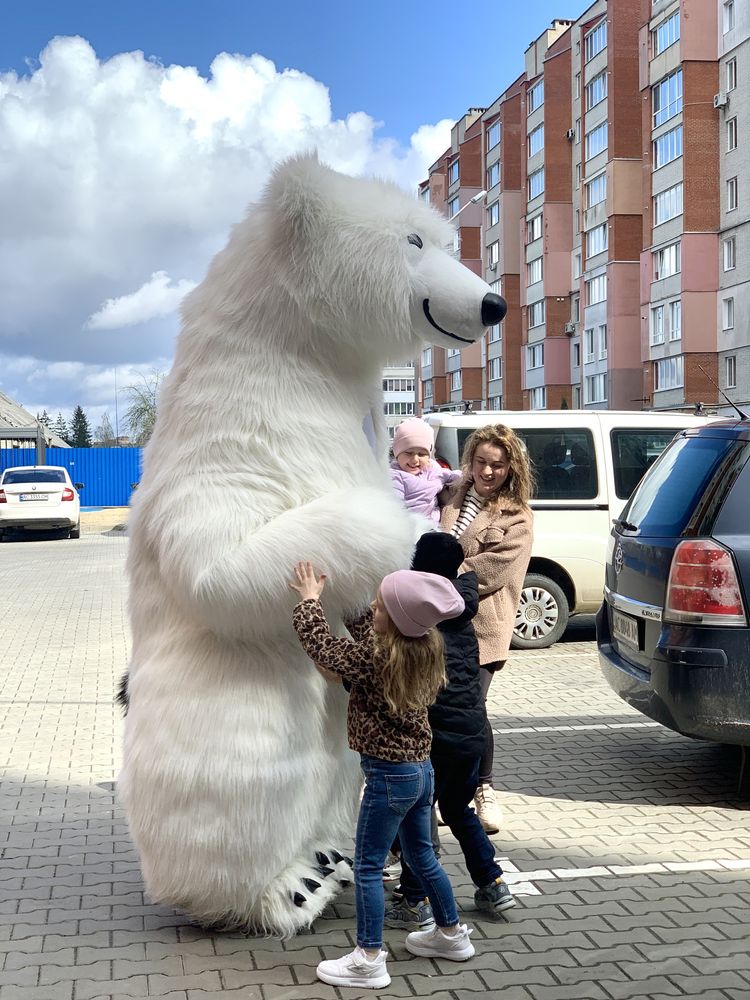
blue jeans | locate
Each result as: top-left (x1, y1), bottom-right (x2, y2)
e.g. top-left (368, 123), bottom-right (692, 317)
top-left (399, 751), bottom-right (503, 904)
top-left (355, 755), bottom-right (459, 949)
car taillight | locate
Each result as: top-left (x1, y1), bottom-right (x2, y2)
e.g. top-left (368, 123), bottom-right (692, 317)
top-left (0, 489), bottom-right (5, 503)
top-left (61, 487), bottom-right (75, 501)
top-left (664, 539), bottom-right (746, 626)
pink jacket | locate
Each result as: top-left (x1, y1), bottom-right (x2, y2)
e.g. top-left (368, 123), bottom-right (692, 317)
top-left (389, 463), bottom-right (462, 523)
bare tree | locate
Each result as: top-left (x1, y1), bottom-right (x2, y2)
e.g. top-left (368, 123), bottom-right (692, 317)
top-left (94, 411), bottom-right (117, 447)
top-left (124, 370), bottom-right (165, 446)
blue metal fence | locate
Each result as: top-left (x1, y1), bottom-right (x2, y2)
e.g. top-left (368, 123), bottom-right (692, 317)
top-left (0, 448), bottom-right (143, 507)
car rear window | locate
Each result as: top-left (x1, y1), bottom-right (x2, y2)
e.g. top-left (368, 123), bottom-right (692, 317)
top-left (2, 470), bottom-right (67, 484)
top-left (610, 428), bottom-right (682, 499)
top-left (622, 435), bottom-right (741, 537)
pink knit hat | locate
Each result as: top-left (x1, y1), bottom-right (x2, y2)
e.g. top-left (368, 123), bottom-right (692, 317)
top-left (380, 570), bottom-right (465, 638)
top-left (392, 418), bottom-right (434, 458)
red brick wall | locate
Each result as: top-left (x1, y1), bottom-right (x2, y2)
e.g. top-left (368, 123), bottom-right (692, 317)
top-left (460, 131), bottom-right (483, 189)
top-left (543, 46), bottom-right (572, 202)
top-left (610, 5), bottom-right (642, 159)
top-left (683, 62), bottom-right (720, 233)
top-left (502, 274), bottom-right (523, 409)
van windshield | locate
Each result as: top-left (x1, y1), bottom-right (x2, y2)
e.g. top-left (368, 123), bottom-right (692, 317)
top-left (622, 435), bottom-right (739, 536)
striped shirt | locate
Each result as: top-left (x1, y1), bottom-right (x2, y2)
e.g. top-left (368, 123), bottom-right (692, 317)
top-left (450, 487), bottom-right (485, 538)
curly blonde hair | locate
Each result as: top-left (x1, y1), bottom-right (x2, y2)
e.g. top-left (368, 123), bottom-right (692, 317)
top-left (460, 423), bottom-right (534, 511)
top-left (375, 618), bottom-right (446, 715)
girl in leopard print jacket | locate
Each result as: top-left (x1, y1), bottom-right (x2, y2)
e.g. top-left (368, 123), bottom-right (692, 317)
top-left (289, 561), bottom-right (476, 988)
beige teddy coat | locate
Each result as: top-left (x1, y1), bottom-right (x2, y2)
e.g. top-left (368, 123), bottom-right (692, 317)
top-left (440, 482), bottom-right (534, 665)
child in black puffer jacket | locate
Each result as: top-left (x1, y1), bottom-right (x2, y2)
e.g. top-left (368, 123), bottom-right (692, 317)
top-left (385, 532), bottom-right (516, 929)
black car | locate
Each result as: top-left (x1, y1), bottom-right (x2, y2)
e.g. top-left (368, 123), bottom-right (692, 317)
top-left (597, 418), bottom-right (750, 746)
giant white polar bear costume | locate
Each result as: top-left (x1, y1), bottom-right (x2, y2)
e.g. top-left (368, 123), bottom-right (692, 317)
top-left (121, 154), bottom-right (506, 936)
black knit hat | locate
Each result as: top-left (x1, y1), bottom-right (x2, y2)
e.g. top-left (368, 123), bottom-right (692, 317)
top-left (411, 532), bottom-right (464, 580)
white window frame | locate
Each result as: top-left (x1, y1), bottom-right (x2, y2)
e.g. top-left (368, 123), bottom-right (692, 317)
top-left (598, 324), bottom-right (608, 360)
top-left (488, 357), bottom-right (502, 380)
top-left (528, 123), bottom-right (545, 157)
top-left (584, 20), bottom-right (607, 62)
top-left (488, 201), bottom-right (500, 227)
top-left (421, 347), bottom-right (432, 366)
top-left (489, 323), bottom-right (502, 343)
top-left (585, 122), bottom-right (608, 161)
top-left (726, 355), bottom-right (737, 389)
top-left (585, 71), bottom-right (608, 110)
top-left (448, 196), bottom-right (460, 219)
top-left (450, 370), bottom-right (462, 392)
top-left (487, 122), bottom-right (501, 150)
top-left (487, 162), bottom-right (500, 189)
top-left (528, 167), bottom-right (545, 200)
top-left (584, 328), bottom-right (595, 363)
top-left (652, 11), bottom-right (680, 56)
top-left (653, 242), bottom-right (681, 280)
top-left (488, 241), bottom-right (500, 266)
top-left (724, 0), bottom-right (735, 33)
top-left (586, 172), bottom-right (607, 208)
top-left (727, 58), bottom-right (737, 92)
top-left (723, 296), bottom-right (735, 330)
top-left (526, 343), bottom-right (544, 370)
top-left (448, 159), bottom-right (459, 185)
top-left (669, 300), bottom-right (682, 341)
top-left (728, 176), bottom-right (738, 212)
top-left (653, 355), bottom-right (684, 391)
top-left (528, 301), bottom-right (545, 328)
top-left (653, 125), bottom-right (683, 170)
top-left (586, 223), bottom-right (608, 257)
top-left (653, 183), bottom-right (683, 225)
top-left (529, 386), bottom-right (547, 410)
top-left (651, 305), bottom-right (665, 345)
top-left (724, 236), bottom-right (736, 271)
top-left (527, 214), bottom-right (543, 242)
top-left (728, 117), bottom-right (738, 152)
top-left (652, 69), bottom-right (683, 128)
top-left (584, 372), bottom-right (608, 404)
top-left (528, 79), bottom-right (544, 114)
top-left (527, 257), bottom-right (543, 285)
top-left (586, 273), bottom-right (607, 305)
top-left (488, 395), bottom-right (503, 411)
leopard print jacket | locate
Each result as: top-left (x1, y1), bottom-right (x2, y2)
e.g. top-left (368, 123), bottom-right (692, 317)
top-left (292, 598), bottom-right (431, 763)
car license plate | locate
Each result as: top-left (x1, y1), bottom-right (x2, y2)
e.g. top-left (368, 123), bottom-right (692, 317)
top-left (612, 609), bottom-right (639, 649)
top-left (19, 494), bottom-right (49, 501)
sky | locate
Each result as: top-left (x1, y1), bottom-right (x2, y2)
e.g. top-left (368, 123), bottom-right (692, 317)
top-left (0, 0), bottom-right (573, 434)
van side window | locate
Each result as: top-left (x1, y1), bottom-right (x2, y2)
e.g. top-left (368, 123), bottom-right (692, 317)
top-left (611, 429), bottom-right (680, 500)
top-left (518, 429), bottom-right (597, 501)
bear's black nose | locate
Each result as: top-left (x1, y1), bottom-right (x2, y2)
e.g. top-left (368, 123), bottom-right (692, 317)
top-left (481, 292), bottom-right (507, 327)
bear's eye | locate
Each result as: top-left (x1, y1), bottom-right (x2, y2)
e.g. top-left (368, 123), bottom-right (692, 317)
top-left (407, 233), bottom-right (423, 249)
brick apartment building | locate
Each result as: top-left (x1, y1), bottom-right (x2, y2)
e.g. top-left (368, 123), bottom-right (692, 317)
top-left (416, 1), bottom-right (739, 414)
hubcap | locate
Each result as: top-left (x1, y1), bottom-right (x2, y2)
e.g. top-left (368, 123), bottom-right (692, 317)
top-left (514, 586), bottom-right (559, 642)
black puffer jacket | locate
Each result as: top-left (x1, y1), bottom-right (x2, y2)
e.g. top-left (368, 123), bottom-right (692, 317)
top-left (429, 572), bottom-right (486, 760)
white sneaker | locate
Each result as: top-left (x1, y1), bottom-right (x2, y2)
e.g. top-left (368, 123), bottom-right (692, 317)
top-left (474, 784), bottom-right (502, 834)
top-left (316, 947), bottom-right (391, 989)
top-left (435, 801), bottom-right (447, 826)
top-left (405, 923), bottom-right (475, 962)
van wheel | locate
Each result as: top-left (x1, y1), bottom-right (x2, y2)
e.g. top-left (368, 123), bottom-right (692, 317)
top-left (69, 521), bottom-right (81, 539)
top-left (511, 574), bottom-right (569, 649)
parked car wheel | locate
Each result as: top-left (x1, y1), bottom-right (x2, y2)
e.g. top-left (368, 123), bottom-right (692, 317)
top-left (69, 521), bottom-right (81, 539)
top-left (511, 574), bottom-right (569, 650)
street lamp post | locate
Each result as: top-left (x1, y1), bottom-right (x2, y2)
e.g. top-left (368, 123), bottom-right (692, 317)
top-left (450, 189), bottom-right (487, 222)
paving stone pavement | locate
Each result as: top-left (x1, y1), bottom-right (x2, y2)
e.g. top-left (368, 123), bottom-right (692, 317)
top-left (1, 528), bottom-right (749, 1000)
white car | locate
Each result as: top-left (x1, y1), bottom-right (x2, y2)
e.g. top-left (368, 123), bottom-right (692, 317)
top-left (0, 465), bottom-right (82, 539)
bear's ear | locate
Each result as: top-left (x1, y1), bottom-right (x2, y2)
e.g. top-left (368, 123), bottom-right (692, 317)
top-left (266, 152), bottom-right (333, 246)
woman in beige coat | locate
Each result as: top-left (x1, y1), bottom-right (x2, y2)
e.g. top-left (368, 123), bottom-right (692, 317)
top-left (439, 424), bottom-right (533, 833)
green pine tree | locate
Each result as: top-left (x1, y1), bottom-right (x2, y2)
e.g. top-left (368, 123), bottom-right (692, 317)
top-left (37, 409), bottom-right (52, 428)
top-left (69, 405), bottom-right (93, 448)
top-left (53, 412), bottom-right (69, 443)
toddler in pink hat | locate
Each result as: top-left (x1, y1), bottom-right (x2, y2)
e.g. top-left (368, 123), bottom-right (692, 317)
top-left (390, 418), bottom-right (462, 524)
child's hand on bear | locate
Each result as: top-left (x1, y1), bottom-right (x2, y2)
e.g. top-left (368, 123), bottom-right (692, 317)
top-left (289, 561), bottom-right (328, 601)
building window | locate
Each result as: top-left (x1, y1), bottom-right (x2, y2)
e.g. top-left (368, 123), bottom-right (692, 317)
top-left (574, 386), bottom-right (582, 407)
top-left (419, 186), bottom-right (430, 204)
top-left (586, 71), bottom-right (608, 110)
top-left (573, 252), bottom-right (582, 279)
top-left (487, 121), bottom-right (501, 150)
top-left (652, 69), bottom-right (683, 127)
top-left (488, 357), bottom-right (502, 380)
top-left (728, 117), bottom-right (738, 151)
top-left (487, 162), bottom-right (500, 189)
top-left (528, 79), bottom-right (544, 114)
top-left (724, 0), bottom-right (735, 33)
top-left (488, 201), bottom-right (500, 227)
top-left (527, 257), bottom-right (543, 285)
top-left (488, 241), bottom-right (500, 266)
top-left (653, 355), bottom-right (684, 391)
top-left (526, 343), bottom-right (544, 369)
top-left (723, 297), bottom-right (735, 330)
top-left (652, 11), bottom-right (680, 55)
top-left (528, 167), bottom-right (545, 200)
top-left (584, 20), bottom-right (607, 62)
top-left (452, 230), bottom-right (460, 254)
top-left (421, 347), bottom-right (432, 366)
top-left (488, 395), bottom-right (503, 410)
top-left (586, 173), bottom-right (607, 208)
top-left (669, 300), bottom-right (682, 341)
top-left (573, 295), bottom-right (580, 322)
top-left (584, 328), bottom-right (595, 363)
top-left (447, 348), bottom-right (461, 358)
top-left (527, 214), bottom-right (543, 242)
top-left (528, 301), bottom-right (546, 327)
top-left (529, 386), bottom-right (547, 409)
top-left (575, 118), bottom-right (581, 143)
top-left (490, 278), bottom-right (502, 295)
top-left (586, 223), bottom-right (608, 257)
top-left (724, 236), bottom-right (737, 271)
top-left (423, 378), bottom-right (433, 399)
top-left (598, 324), bottom-right (608, 359)
top-left (586, 273), bottom-right (607, 305)
top-left (450, 370), bottom-right (462, 392)
top-left (726, 355), bottom-right (737, 388)
top-left (653, 182), bottom-right (683, 225)
top-left (573, 342), bottom-right (581, 367)
top-left (651, 305), bottom-right (665, 345)
top-left (653, 125), bottom-right (683, 169)
top-left (489, 323), bottom-right (502, 343)
top-left (448, 159), bottom-right (459, 185)
top-left (728, 176), bottom-right (738, 211)
top-left (385, 402), bottom-right (416, 415)
top-left (382, 378), bottom-right (416, 392)
top-left (727, 58), bottom-right (737, 92)
top-left (585, 373), bottom-right (608, 403)
top-left (528, 123), bottom-right (545, 156)
top-left (448, 196), bottom-right (460, 219)
top-left (653, 242), bottom-right (681, 279)
top-left (585, 122), bottom-right (608, 161)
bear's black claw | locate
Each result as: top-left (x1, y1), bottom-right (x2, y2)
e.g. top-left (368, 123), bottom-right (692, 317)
top-left (342, 856), bottom-right (353, 866)
top-left (293, 892), bottom-right (306, 907)
top-left (317, 865), bottom-right (335, 878)
top-left (315, 852), bottom-right (330, 866)
top-left (302, 878), bottom-right (321, 893)
top-left (330, 849), bottom-right (344, 864)
top-left (339, 878), bottom-right (352, 888)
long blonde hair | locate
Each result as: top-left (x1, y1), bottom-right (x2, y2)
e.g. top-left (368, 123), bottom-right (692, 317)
top-left (375, 618), bottom-right (446, 715)
top-left (460, 423), bottom-right (534, 511)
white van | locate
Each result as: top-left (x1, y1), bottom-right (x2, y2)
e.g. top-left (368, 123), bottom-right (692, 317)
top-left (425, 409), bottom-right (717, 649)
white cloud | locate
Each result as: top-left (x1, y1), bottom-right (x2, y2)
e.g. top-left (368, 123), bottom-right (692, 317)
top-left (0, 36), bottom-right (452, 417)
top-left (86, 271), bottom-right (197, 329)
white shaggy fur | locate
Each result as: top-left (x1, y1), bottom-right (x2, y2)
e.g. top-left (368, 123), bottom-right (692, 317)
top-left (120, 155), bottom-right (494, 937)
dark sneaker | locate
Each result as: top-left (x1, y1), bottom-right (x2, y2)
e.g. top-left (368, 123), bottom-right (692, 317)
top-left (384, 897), bottom-right (436, 930)
top-left (474, 877), bottom-right (516, 913)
